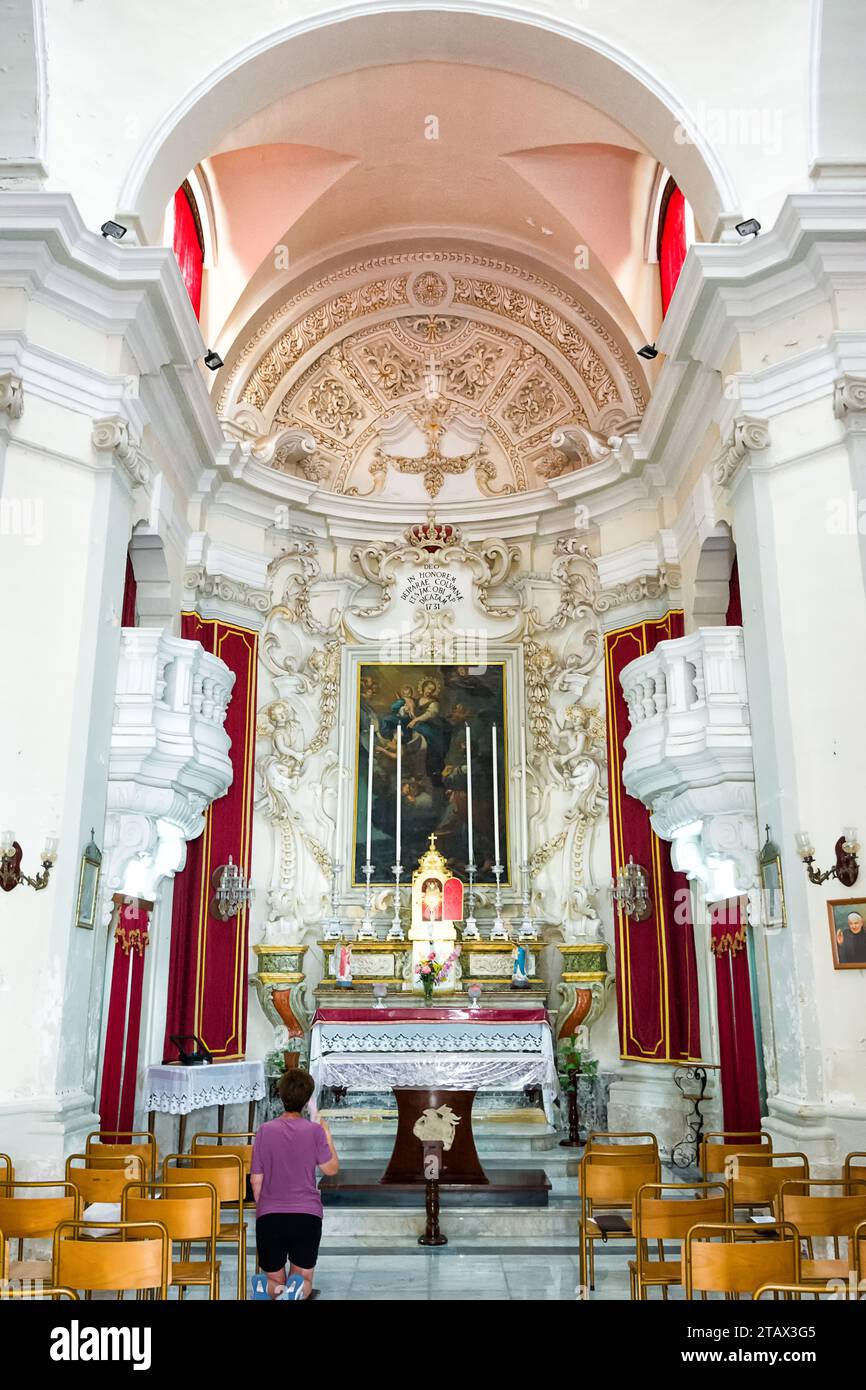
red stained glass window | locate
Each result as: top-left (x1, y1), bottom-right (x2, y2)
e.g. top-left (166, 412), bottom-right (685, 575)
top-left (172, 183), bottom-right (204, 320)
top-left (658, 182), bottom-right (687, 316)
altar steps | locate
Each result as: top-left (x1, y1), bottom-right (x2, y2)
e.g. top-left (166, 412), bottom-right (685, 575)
top-left (319, 1204), bottom-right (581, 1249)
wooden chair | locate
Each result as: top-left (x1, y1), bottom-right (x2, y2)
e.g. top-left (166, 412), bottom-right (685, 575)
top-left (852, 1220), bottom-right (866, 1291)
top-left (85, 1131), bottom-right (157, 1181)
top-left (191, 1131), bottom-right (256, 1208)
top-left (0, 1181), bottom-right (81, 1285)
top-left (844, 1152), bottom-right (866, 1184)
top-left (584, 1131), bottom-right (659, 1159)
top-left (0, 1284), bottom-right (79, 1300)
top-left (684, 1221), bottom-right (800, 1299)
top-left (700, 1131), bottom-right (772, 1180)
top-left (122, 1180), bottom-right (219, 1300)
top-left (778, 1179), bottom-right (866, 1284)
top-left (579, 1150), bottom-right (660, 1292)
top-left (164, 1153), bottom-right (246, 1300)
top-left (630, 1182), bottom-right (730, 1300)
top-left (0, 1155), bottom-right (13, 1185)
top-left (754, 1281), bottom-right (849, 1300)
top-left (66, 1153), bottom-right (146, 1207)
top-left (53, 1220), bottom-right (170, 1299)
top-left (728, 1152), bottom-right (809, 1215)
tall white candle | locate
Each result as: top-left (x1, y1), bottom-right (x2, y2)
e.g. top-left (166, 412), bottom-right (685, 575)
top-left (365, 723), bottom-right (375, 865)
top-left (395, 724), bottom-right (402, 866)
top-left (491, 723), bottom-right (500, 866)
top-left (465, 722), bottom-right (474, 865)
top-left (519, 720), bottom-right (529, 853)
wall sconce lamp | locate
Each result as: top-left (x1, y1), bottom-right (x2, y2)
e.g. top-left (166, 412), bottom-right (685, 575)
top-left (611, 855), bottom-right (653, 921)
top-left (795, 828), bottom-right (859, 887)
top-left (209, 856), bottom-right (253, 920)
top-left (0, 831), bottom-right (59, 893)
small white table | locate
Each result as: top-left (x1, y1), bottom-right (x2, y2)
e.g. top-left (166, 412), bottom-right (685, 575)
top-left (143, 1059), bottom-right (266, 1149)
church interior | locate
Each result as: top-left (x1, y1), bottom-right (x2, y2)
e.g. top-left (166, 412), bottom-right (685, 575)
top-left (1, 0), bottom-right (866, 1323)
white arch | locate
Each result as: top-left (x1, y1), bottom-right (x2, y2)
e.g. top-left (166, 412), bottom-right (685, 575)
top-left (692, 521), bottom-right (737, 628)
top-left (116, 3), bottom-right (738, 244)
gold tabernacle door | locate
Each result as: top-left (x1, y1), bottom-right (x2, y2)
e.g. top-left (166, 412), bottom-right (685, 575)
top-left (408, 834), bottom-right (463, 941)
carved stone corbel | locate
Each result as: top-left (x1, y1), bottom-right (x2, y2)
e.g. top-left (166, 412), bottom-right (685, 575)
top-left (92, 416), bottom-right (151, 490)
top-left (713, 416), bottom-right (770, 488)
top-left (834, 375), bottom-right (866, 422)
top-left (0, 373), bottom-right (24, 420)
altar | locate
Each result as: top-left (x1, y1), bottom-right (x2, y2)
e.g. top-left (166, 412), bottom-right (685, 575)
top-left (309, 1002), bottom-right (558, 1123)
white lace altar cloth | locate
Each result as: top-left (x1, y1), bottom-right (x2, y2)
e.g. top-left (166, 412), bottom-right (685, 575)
top-left (310, 1015), bottom-right (557, 1122)
top-left (143, 1060), bottom-right (266, 1115)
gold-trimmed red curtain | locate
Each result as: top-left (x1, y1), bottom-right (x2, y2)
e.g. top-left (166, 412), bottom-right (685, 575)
top-left (163, 613), bottom-right (258, 1061)
top-left (605, 612), bottom-right (702, 1063)
top-left (711, 898), bottom-right (762, 1133)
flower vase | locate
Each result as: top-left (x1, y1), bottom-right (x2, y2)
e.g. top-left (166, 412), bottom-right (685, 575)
top-left (422, 980), bottom-right (435, 1006)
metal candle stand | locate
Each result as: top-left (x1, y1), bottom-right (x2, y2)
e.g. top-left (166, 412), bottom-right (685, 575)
top-left (388, 861), bottom-right (405, 940)
top-left (360, 859), bottom-right (375, 935)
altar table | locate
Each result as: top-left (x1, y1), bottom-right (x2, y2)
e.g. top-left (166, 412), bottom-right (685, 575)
top-left (143, 1059), bottom-right (266, 1150)
top-left (309, 1006), bottom-right (558, 1123)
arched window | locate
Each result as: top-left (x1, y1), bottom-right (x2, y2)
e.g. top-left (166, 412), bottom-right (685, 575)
top-left (657, 178), bottom-right (688, 316)
top-left (171, 181), bottom-right (204, 319)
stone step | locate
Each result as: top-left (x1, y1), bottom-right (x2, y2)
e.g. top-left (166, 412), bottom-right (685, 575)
top-left (319, 1205), bottom-right (581, 1244)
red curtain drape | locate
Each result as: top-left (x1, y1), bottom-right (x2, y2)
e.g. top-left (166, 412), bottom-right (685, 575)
top-left (98, 898), bottom-right (151, 1136)
top-left (660, 185), bottom-right (687, 316)
top-left (163, 613), bottom-right (258, 1061)
top-left (172, 187), bottom-right (203, 320)
top-left (725, 557), bottom-right (742, 627)
top-left (605, 611), bottom-right (702, 1062)
top-left (711, 899), bottom-right (762, 1135)
top-left (121, 552), bottom-right (137, 628)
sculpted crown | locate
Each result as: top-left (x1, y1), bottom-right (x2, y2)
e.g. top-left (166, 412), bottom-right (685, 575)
top-left (406, 510), bottom-right (461, 553)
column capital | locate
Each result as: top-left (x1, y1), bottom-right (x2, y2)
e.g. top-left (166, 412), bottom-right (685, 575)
top-left (92, 415), bottom-right (151, 491)
top-left (713, 415), bottom-right (770, 490)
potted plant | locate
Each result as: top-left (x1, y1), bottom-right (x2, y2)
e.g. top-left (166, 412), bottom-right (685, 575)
top-left (556, 1037), bottom-right (599, 1148)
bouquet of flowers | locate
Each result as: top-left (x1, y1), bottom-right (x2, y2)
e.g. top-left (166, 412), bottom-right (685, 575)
top-left (415, 947), bottom-right (460, 1002)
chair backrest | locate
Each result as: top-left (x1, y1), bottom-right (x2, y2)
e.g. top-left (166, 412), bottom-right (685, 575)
top-left (85, 1131), bottom-right (157, 1181)
top-left (121, 1181), bottom-right (217, 1243)
top-left (53, 1220), bottom-right (169, 1295)
top-left (191, 1132), bottom-right (254, 1174)
top-left (581, 1152), bottom-right (660, 1205)
top-left (0, 1181), bottom-right (81, 1240)
top-left (753, 1282), bottom-right (848, 1301)
top-left (163, 1152), bottom-right (244, 1204)
top-left (844, 1152), bottom-right (866, 1184)
top-left (685, 1222), bottom-right (800, 1295)
top-left (634, 1183), bottom-right (730, 1241)
top-left (778, 1180), bottom-right (866, 1238)
top-left (0, 1154), bottom-right (12, 1185)
top-left (65, 1153), bottom-right (146, 1205)
top-left (0, 1285), bottom-right (79, 1300)
top-left (853, 1220), bottom-right (866, 1283)
top-left (700, 1131), bottom-right (772, 1177)
top-left (585, 1132), bottom-right (659, 1159)
top-left (729, 1152), bottom-right (810, 1206)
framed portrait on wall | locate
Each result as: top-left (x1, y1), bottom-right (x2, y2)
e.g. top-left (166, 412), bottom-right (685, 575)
top-left (352, 661), bottom-right (509, 887)
top-left (827, 898), bottom-right (866, 970)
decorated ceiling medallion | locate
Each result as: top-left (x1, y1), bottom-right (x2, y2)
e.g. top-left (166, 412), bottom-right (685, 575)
top-left (411, 270), bottom-right (449, 308)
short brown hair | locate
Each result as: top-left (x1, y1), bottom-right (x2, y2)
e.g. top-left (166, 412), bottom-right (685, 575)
top-left (277, 1067), bottom-right (315, 1113)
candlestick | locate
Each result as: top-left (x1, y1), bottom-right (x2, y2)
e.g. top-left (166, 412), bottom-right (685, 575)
top-left (365, 723), bottom-right (375, 867)
top-left (359, 855), bottom-right (375, 939)
top-left (389, 859), bottom-right (405, 940)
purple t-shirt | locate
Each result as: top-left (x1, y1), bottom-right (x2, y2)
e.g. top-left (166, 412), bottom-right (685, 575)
top-left (251, 1116), bottom-right (332, 1218)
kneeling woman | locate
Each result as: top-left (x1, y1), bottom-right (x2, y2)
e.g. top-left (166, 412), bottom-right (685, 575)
top-left (250, 1068), bottom-right (339, 1300)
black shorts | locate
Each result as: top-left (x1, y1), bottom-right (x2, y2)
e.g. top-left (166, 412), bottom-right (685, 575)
top-left (256, 1213), bottom-right (323, 1272)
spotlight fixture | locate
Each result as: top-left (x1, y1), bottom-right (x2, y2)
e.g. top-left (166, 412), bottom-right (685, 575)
top-left (100, 220), bottom-right (128, 240)
top-left (637, 343), bottom-right (659, 361)
top-left (203, 350), bottom-right (224, 372)
top-left (795, 828), bottom-right (859, 888)
top-left (735, 218), bottom-right (761, 238)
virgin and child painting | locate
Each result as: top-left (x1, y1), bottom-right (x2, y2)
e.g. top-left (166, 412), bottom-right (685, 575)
top-left (353, 662), bottom-right (509, 887)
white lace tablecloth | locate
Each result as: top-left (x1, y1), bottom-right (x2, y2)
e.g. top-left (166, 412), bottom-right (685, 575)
top-left (143, 1060), bottom-right (266, 1116)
